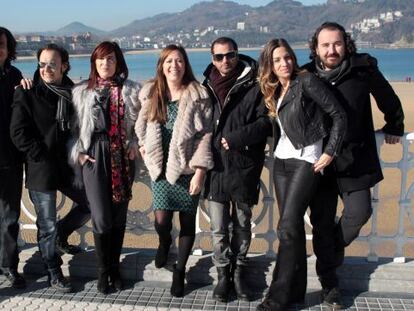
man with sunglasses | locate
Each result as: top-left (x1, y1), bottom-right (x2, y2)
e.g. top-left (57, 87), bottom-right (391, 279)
top-left (203, 37), bottom-right (269, 302)
top-left (10, 44), bottom-right (90, 293)
top-left (0, 26), bottom-right (26, 289)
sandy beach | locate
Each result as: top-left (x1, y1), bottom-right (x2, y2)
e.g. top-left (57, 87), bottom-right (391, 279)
top-left (18, 82), bottom-right (414, 258)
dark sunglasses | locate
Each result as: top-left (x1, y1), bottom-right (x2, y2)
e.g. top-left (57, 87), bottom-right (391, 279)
top-left (38, 62), bottom-right (57, 71)
top-left (212, 51), bottom-right (238, 62)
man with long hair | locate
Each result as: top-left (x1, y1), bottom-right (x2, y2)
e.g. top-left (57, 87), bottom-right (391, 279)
top-left (0, 26), bottom-right (25, 289)
top-left (304, 22), bottom-right (404, 309)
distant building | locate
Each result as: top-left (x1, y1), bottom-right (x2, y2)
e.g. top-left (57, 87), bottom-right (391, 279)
top-left (237, 22), bottom-right (245, 31)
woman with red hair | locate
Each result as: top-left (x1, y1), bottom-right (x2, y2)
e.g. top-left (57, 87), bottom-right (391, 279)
top-left (70, 41), bottom-right (140, 294)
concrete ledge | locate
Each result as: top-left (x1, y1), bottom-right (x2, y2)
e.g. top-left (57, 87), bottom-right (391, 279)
top-left (18, 245), bottom-right (414, 294)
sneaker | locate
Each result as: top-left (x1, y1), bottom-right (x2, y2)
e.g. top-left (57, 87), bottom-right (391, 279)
top-left (322, 287), bottom-right (343, 310)
top-left (56, 237), bottom-right (83, 255)
top-left (4, 269), bottom-right (26, 289)
top-left (49, 271), bottom-right (72, 293)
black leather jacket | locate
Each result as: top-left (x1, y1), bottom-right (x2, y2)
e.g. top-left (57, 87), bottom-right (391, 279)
top-left (272, 72), bottom-right (347, 157)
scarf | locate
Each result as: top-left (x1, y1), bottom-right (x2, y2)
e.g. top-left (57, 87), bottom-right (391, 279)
top-left (43, 81), bottom-right (72, 132)
top-left (209, 62), bottom-right (245, 106)
top-left (96, 77), bottom-right (132, 203)
top-left (315, 58), bottom-right (350, 84)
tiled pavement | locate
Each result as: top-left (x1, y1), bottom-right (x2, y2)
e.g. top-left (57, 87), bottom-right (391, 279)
top-left (1, 276), bottom-right (414, 310)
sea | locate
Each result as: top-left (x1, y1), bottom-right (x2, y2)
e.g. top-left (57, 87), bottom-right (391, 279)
top-left (13, 48), bottom-right (414, 82)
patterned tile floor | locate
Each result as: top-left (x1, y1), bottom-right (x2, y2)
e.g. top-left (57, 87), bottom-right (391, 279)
top-left (1, 276), bottom-right (414, 310)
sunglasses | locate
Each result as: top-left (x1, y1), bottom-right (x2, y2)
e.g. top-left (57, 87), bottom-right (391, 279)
top-left (38, 62), bottom-right (57, 71)
top-left (212, 51), bottom-right (238, 62)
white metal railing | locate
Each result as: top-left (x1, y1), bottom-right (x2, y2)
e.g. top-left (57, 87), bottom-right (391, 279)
top-left (19, 132), bottom-right (414, 261)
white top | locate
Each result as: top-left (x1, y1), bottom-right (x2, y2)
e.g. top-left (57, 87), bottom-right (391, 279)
top-left (274, 97), bottom-right (322, 164)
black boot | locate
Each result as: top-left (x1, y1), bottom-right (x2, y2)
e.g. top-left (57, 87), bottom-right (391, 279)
top-left (170, 264), bottom-right (185, 297)
top-left (94, 232), bottom-right (110, 294)
top-left (213, 266), bottom-right (231, 302)
top-left (322, 287), bottom-right (343, 310)
top-left (233, 265), bottom-right (251, 301)
top-left (109, 227), bottom-right (125, 291)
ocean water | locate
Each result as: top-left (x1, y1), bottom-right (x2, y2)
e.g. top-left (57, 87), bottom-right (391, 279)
top-left (14, 48), bottom-right (414, 82)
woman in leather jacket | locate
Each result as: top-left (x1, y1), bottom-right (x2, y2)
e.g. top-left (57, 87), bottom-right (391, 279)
top-left (256, 39), bottom-right (347, 311)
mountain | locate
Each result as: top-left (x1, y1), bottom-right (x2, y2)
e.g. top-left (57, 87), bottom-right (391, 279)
top-left (55, 22), bottom-right (107, 36)
top-left (107, 0), bottom-right (413, 44)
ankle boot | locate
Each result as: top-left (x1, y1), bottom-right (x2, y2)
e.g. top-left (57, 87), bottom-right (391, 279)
top-left (233, 265), bottom-right (251, 301)
top-left (170, 264), bottom-right (185, 297)
top-left (110, 227), bottom-right (125, 291)
top-left (213, 266), bottom-right (231, 302)
top-left (94, 232), bottom-right (110, 294)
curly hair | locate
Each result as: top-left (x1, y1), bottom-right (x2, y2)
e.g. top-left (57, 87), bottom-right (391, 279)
top-left (258, 38), bottom-right (301, 118)
top-left (308, 22), bottom-right (357, 60)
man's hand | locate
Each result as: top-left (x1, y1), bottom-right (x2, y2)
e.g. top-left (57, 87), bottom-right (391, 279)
top-left (384, 133), bottom-right (401, 144)
top-left (18, 78), bottom-right (33, 90)
top-left (221, 137), bottom-right (229, 150)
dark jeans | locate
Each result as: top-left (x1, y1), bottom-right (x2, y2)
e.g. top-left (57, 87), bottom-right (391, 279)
top-left (268, 158), bottom-right (320, 305)
top-left (209, 200), bottom-right (252, 267)
top-left (0, 164), bottom-right (23, 271)
top-left (309, 173), bottom-right (373, 289)
top-left (29, 186), bottom-right (89, 270)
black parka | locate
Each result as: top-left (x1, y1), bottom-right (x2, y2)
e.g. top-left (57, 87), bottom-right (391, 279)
top-left (10, 77), bottom-right (75, 191)
top-left (202, 55), bottom-right (270, 205)
top-left (0, 65), bottom-right (23, 168)
top-left (303, 53), bottom-right (405, 192)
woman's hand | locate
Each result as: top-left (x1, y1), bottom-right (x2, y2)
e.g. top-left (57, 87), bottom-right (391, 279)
top-left (128, 145), bottom-right (138, 160)
top-left (78, 153), bottom-right (96, 166)
top-left (189, 168), bottom-right (206, 195)
top-left (314, 153), bottom-right (333, 173)
top-left (139, 146), bottom-right (146, 159)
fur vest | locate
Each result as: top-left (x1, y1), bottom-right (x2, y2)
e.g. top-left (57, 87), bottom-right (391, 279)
top-left (70, 79), bottom-right (140, 164)
top-left (135, 81), bottom-right (213, 184)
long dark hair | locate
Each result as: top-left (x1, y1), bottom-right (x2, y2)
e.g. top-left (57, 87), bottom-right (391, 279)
top-left (309, 22), bottom-right (357, 60)
top-left (148, 44), bottom-right (197, 123)
top-left (87, 41), bottom-right (128, 89)
top-left (0, 26), bottom-right (17, 67)
top-left (258, 38), bottom-right (301, 117)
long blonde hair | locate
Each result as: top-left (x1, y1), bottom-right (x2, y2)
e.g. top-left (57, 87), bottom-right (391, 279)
top-left (147, 45), bottom-right (197, 123)
top-left (258, 38), bottom-right (301, 117)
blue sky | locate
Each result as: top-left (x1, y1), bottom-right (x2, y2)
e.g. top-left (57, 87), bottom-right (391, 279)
top-left (3, 0), bottom-right (325, 33)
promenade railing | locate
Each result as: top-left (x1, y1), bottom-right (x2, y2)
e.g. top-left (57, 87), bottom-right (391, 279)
top-left (18, 131), bottom-right (414, 262)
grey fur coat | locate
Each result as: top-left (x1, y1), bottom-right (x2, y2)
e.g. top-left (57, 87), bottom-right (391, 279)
top-left (70, 79), bottom-right (141, 165)
top-left (135, 81), bottom-right (213, 184)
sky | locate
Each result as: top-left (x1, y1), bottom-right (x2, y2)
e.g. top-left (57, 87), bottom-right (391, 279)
top-left (3, 0), bottom-right (326, 33)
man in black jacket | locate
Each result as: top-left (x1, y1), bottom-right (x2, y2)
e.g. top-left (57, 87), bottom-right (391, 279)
top-left (203, 37), bottom-right (269, 302)
top-left (10, 44), bottom-right (90, 293)
top-left (0, 26), bottom-right (26, 289)
top-left (304, 22), bottom-right (405, 309)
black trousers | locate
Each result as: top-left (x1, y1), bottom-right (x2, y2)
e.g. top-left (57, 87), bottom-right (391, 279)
top-left (56, 201), bottom-right (91, 241)
top-left (268, 158), bottom-right (320, 305)
top-left (0, 164), bottom-right (23, 271)
top-left (309, 172), bottom-right (373, 289)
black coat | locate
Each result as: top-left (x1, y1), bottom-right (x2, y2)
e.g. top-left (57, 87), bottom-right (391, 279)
top-left (202, 55), bottom-right (270, 205)
top-left (0, 65), bottom-right (23, 168)
top-left (303, 53), bottom-right (405, 192)
top-left (272, 72), bottom-right (346, 157)
top-left (10, 77), bottom-right (75, 191)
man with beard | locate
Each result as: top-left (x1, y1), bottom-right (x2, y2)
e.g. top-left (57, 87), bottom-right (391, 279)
top-left (303, 22), bottom-right (404, 309)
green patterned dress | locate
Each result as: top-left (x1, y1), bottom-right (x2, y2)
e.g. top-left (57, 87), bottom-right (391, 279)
top-left (151, 100), bottom-right (200, 214)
